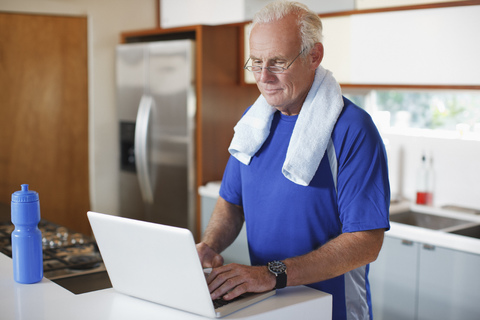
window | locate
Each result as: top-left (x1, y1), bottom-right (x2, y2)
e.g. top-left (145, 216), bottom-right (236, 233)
top-left (344, 89), bottom-right (480, 139)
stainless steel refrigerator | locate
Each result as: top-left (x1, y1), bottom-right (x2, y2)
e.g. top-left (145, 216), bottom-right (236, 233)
top-left (116, 40), bottom-right (196, 233)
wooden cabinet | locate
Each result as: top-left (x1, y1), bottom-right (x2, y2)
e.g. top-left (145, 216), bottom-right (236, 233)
top-left (120, 24), bottom-right (260, 236)
top-left (370, 235), bottom-right (480, 320)
top-left (0, 13), bottom-right (90, 234)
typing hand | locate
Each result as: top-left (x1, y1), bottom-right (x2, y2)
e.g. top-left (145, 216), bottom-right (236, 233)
top-left (196, 242), bottom-right (224, 268)
top-left (207, 263), bottom-right (275, 301)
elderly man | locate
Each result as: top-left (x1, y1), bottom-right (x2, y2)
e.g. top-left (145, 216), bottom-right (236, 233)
top-left (196, 1), bottom-right (390, 319)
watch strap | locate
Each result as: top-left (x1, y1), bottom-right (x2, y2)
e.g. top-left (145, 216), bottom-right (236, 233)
top-left (275, 272), bottom-right (287, 289)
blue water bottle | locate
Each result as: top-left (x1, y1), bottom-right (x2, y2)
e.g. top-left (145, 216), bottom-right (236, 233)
top-left (11, 184), bottom-right (43, 284)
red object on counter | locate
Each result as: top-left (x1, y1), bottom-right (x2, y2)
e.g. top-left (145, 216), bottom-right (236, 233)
top-left (416, 191), bottom-right (433, 205)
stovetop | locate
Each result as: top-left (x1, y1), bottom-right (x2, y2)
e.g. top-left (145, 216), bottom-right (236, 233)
top-left (0, 203), bottom-right (111, 294)
top-left (0, 219), bottom-right (106, 280)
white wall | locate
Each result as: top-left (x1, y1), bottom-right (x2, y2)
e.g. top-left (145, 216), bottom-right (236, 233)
top-left (385, 130), bottom-right (480, 210)
top-left (0, 0), bottom-right (157, 215)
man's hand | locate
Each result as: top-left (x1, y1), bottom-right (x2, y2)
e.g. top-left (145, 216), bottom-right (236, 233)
top-left (207, 263), bottom-right (276, 301)
top-left (196, 242), bottom-right (224, 268)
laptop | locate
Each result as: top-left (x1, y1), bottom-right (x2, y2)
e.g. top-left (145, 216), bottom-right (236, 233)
top-left (87, 211), bottom-right (275, 318)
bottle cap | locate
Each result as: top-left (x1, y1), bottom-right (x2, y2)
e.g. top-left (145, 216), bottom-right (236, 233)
top-left (12, 184), bottom-right (39, 203)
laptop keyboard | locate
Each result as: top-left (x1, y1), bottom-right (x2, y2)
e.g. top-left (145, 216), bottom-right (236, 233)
top-left (213, 293), bottom-right (250, 309)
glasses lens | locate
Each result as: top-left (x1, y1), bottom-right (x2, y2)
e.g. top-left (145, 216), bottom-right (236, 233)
top-left (267, 66), bottom-right (285, 74)
top-left (245, 66), bottom-right (286, 74)
top-left (245, 66), bottom-right (261, 73)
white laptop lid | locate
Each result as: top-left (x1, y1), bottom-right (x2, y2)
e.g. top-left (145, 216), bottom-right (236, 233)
top-left (87, 211), bottom-right (216, 318)
top-left (87, 211), bottom-right (275, 318)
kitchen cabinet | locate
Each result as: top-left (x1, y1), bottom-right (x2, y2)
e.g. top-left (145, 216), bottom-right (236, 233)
top-left (417, 244), bottom-right (480, 319)
top-left (370, 234), bottom-right (480, 320)
top-left (0, 13), bottom-right (90, 234)
top-left (160, 0), bottom-right (355, 29)
top-left (320, 4), bottom-right (480, 87)
top-left (369, 236), bottom-right (418, 319)
top-left (356, 0), bottom-right (466, 10)
top-left (242, 3), bottom-right (480, 87)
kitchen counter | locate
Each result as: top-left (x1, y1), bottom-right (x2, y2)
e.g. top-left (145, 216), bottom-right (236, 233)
top-left (0, 253), bottom-right (332, 320)
top-left (388, 204), bottom-right (480, 255)
top-left (371, 203), bottom-right (480, 319)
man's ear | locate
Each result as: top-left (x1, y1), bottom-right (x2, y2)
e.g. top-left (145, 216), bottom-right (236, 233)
top-left (310, 42), bottom-right (324, 69)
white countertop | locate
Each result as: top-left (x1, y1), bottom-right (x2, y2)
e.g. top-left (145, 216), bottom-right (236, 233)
top-left (0, 253), bottom-right (332, 320)
top-left (388, 203), bottom-right (480, 255)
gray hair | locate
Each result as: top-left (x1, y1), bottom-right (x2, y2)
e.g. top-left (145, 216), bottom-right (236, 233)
top-left (252, 1), bottom-right (323, 57)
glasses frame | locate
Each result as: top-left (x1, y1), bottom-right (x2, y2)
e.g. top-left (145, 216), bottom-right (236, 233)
top-left (244, 49), bottom-right (305, 74)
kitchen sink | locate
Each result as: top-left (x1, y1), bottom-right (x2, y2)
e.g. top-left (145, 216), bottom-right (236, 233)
top-left (390, 210), bottom-right (472, 230)
top-left (450, 224), bottom-right (480, 239)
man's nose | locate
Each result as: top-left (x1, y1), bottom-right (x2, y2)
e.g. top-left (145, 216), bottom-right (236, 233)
top-left (258, 67), bottom-right (276, 83)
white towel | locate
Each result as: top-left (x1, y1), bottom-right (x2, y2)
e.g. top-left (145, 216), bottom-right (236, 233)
top-left (228, 65), bottom-right (344, 186)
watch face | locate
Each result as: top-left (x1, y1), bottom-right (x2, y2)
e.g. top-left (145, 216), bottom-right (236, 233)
top-left (268, 260), bottom-right (286, 274)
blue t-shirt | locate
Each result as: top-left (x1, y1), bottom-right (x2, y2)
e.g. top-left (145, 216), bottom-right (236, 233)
top-left (220, 97), bottom-right (390, 320)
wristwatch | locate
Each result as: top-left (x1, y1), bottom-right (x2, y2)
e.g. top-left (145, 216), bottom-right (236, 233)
top-left (267, 260), bottom-right (287, 289)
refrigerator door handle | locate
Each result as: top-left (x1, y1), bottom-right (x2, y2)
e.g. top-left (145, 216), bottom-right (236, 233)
top-left (134, 95), bottom-right (155, 204)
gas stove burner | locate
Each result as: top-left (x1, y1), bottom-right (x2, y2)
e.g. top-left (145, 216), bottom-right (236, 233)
top-left (1, 217), bottom-right (105, 281)
top-left (0, 223), bottom-right (14, 235)
top-left (68, 255), bottom-right (101, 270)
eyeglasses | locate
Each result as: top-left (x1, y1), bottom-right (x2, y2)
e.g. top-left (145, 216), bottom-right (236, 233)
top-left (244, 49), bottom-right (305, 74)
